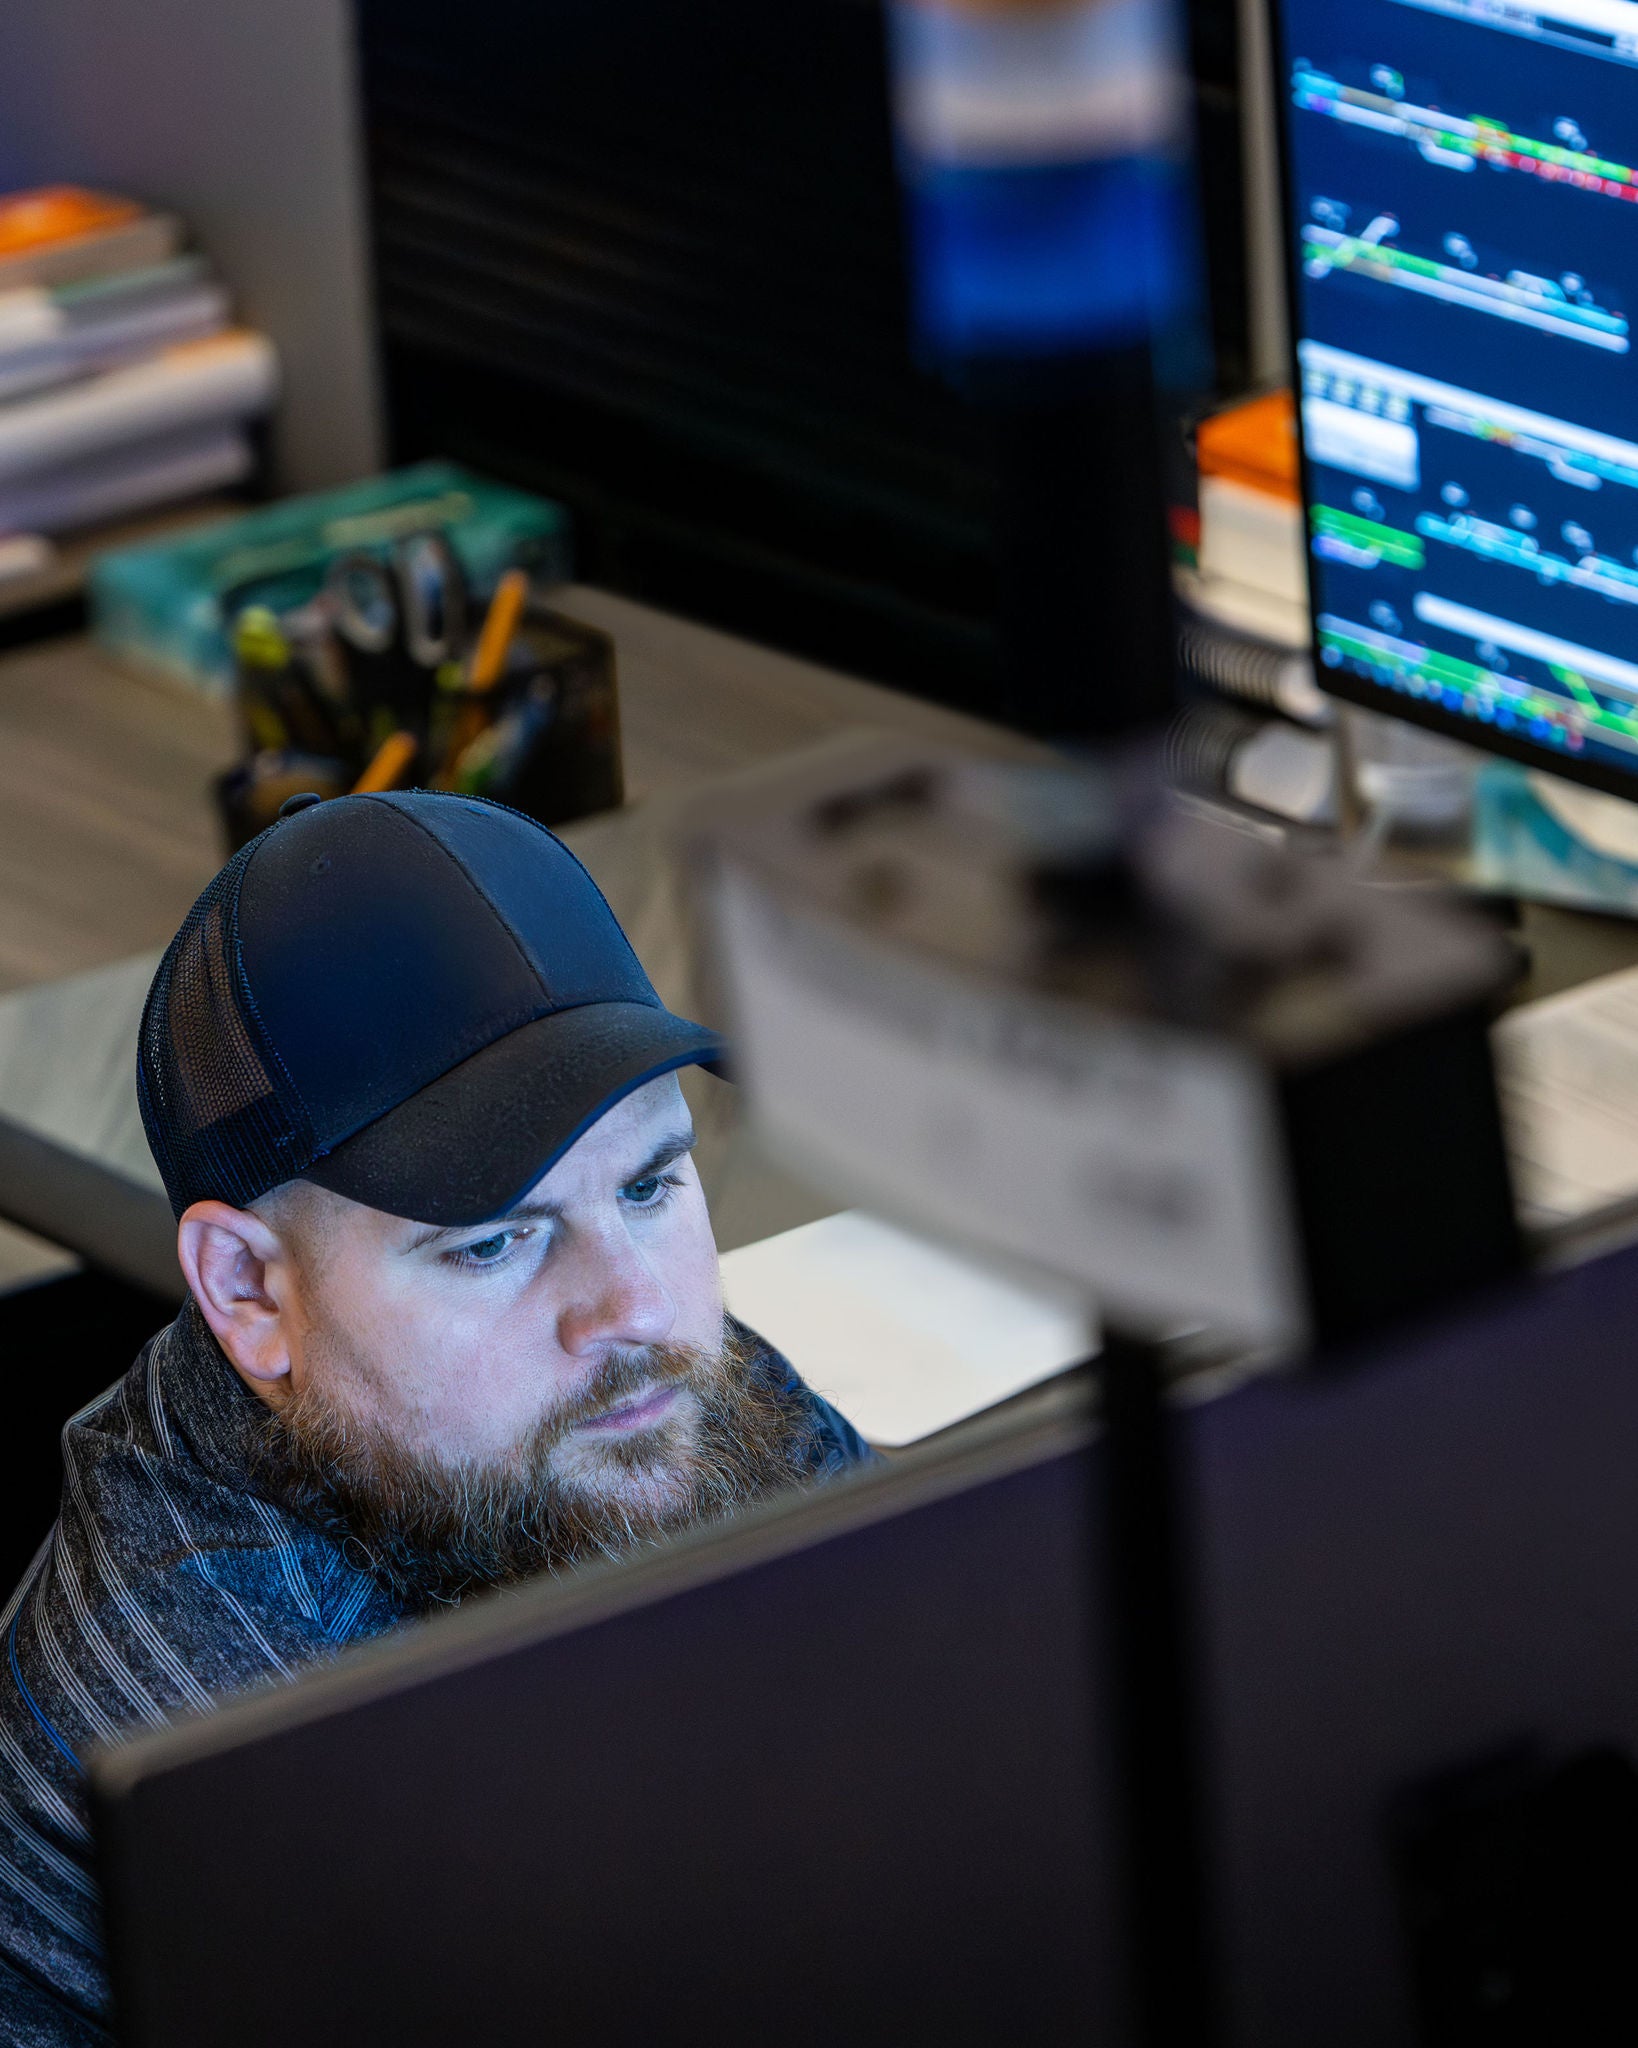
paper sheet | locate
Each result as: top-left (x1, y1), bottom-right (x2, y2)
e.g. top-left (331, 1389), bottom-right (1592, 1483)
top-left (1494, 963), bottom-right (1638, 1226)
top-left (720, 1209), bottom-right (1095, 1449)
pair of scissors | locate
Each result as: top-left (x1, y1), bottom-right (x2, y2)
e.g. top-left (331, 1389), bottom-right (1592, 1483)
top-left (325, 531), bottom-right (468, 735)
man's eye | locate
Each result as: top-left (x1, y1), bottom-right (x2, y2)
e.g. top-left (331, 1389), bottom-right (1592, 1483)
top-left (447, 1230), bottom-right (519, 1269)
top-left (621, 1174), bottom-right (674, 1208)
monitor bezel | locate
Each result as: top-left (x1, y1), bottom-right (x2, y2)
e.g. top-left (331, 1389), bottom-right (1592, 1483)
top-left (1265, 0), bottom-right (1638, 804)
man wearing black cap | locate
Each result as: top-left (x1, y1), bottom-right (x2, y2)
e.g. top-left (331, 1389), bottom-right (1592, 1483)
top-left (0, 790), bottom-right (874, 2046)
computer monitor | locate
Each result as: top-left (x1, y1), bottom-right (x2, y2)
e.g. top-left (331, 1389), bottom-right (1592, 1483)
top-left (91, 1395), bottom-right (1126, 2048)
top-left (1271, 0), bottom-right (1638, 797)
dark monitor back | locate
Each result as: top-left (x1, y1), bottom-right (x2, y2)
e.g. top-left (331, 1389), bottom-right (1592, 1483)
top-left (1194, 1229), bottom-right (1638, 2045)
top-left (94, 1402), bottom-right (1122, 2048)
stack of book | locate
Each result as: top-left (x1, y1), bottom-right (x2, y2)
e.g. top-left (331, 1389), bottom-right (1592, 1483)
top-left (0, 186), bottom-right (278, 551)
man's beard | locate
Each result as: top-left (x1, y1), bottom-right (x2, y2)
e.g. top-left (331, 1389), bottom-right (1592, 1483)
top-left (252, 1321), bottom-right (820, 1611)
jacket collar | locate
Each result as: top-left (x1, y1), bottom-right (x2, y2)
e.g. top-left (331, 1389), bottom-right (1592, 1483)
top-left (144, 1297), bottom-right (277, 1496)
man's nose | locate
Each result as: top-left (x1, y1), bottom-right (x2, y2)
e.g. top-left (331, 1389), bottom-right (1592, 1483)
top-left (556, 1230), bottom-right (676, 1357)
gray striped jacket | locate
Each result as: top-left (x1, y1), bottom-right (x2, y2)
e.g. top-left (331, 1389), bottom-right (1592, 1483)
top-left (0, 1302), bottom-right (872, 2044)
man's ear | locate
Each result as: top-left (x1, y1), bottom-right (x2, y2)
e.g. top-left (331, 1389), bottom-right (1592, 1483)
top-left (177, 1201), bottom-right (295, 1395)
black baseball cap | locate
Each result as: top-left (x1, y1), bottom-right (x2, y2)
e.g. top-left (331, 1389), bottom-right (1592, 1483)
top-left (137, 790), bottom-right (723, 1225)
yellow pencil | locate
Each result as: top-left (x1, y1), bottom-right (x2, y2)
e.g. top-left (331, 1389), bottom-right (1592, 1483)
top-left (353, 728), bottom-right (418, 793)
top-left (468, 568), bottom-right (530, 693)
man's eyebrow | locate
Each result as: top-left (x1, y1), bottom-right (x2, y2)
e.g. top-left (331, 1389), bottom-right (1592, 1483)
top-left (621, 1123), bottom-right (697, 1188)
top-left (402, 1123), bottom-right (696, 1253)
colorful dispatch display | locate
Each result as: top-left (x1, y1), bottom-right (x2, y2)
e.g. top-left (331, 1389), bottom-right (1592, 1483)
top-left (1277, 0), bottom-right (1638, 782)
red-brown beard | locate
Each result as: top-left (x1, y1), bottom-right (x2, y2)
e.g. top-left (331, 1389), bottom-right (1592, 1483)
top-left (252, 1322), bottom-right (820, 1611)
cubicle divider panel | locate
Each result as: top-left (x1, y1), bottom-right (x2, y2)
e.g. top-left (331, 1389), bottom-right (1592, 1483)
top-left (352, 0), bottom-right (1004, 711)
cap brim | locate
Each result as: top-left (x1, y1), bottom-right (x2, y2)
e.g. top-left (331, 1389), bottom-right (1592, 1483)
top-left (303, 1002), bottom-right (724, 1225)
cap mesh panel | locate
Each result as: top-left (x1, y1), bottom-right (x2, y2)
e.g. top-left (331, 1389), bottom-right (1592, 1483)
top-left (137, 841), bottom-right (315, 1216)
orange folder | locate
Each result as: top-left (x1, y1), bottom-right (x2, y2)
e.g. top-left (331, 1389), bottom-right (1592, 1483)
top-left (0, 187), bottom-right (143, 258)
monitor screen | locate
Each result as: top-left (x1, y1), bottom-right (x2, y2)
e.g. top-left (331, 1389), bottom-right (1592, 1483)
top-left (1273, 0), bottom-right (1638, 791)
